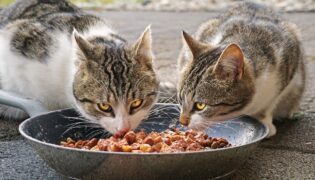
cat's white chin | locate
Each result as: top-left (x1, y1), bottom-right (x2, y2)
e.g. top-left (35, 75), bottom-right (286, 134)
top-left (189, 111), bottom-right (244, 130)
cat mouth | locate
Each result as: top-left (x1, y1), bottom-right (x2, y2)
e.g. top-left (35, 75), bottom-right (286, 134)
top-left (113, 127), bottom-right (131, 138)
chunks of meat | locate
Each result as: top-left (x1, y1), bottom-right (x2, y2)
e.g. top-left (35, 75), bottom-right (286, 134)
top-left (60, 129), bottom-right (231, 153)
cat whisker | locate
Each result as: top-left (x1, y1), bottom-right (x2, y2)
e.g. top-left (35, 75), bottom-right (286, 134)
top-left (65, 123), bottom-right (102, 130)
top-left (141, 90), bottom-right (179, 103)
top-left (61, 115), bottom-right (102, 126)
top-left (149, 107), bottom-right (180, 116)
top-left (211, 122), bottom-right (239, 133)
top-left (86, 129), bottom-right (106, 139)
top-left (61, 126), bottom-right (86, 138)
top-left (65, 122), bottom-right (90, 128)
top-left (148, 109), bottom-right (173, 119)
top-left (100, 132), bottom-right (110, 138)
top-left (141, 121), bottom-right (167, 126)
top-left (61, 115), bottom-right (88, 121)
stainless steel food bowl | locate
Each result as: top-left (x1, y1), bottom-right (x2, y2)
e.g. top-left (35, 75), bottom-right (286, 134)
top-left (0, 90), bottom-right (268, 179)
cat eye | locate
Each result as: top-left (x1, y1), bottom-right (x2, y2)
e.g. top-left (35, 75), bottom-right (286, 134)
top-left (194, 102), bottom-right (206, 111)
top-left (130, 99), bottom-right (143, 109)
top-left (97, 103), bottom-right (112, 113)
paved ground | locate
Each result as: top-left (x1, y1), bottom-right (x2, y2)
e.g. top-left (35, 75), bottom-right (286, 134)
top-left (0, 11), bottom-right (315, 179)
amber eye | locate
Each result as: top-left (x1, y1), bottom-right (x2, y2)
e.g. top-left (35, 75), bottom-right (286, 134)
top-left (130, 99), bottom-right (143, 109)
top-left (97, 103), bottom-right (112, 113)
top-left (194, 102), bottom-right (206, 111)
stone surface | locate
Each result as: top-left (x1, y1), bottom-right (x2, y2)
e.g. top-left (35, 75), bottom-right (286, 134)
top-left (0, 140), bottom-right (63, 180)
top-left (78, 0), bottom-right (315, 12)
top-left (0, 119), bottom-right (20, 142)
top-left (234, 147), bottom-right (315, 179)
top-left (0, 11), bottom-right (315, 179)
top-left (260, 111), bottom-right (315, 153)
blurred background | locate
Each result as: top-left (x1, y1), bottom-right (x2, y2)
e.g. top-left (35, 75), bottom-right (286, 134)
top-left (0, 0), bottom-right (314, 12)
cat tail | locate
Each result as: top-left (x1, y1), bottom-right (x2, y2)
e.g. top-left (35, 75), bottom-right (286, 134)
top-left (0, 83), bottom-right (28, 120)
top-left (0, 104), bottom-right (29, 121)
top-left (158, 81), bottom-right (178, 104)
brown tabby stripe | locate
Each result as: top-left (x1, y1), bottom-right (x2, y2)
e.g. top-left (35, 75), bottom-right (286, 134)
top-left (217, 103), bottom-right (247, 116)
top-left (109, 33), bottom-right (126, 43)
top-left (0, 0), bottom-right (79, 27)
top-left (100, 45), bottom-right (136, 102)
top-left (179, 47), bottom-right (223, 100)
top-left (103, 49), bottom-right (118, 101)
top-left (72, 87), bottom-right (94, 104)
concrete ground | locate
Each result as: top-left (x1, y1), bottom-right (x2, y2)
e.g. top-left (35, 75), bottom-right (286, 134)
top-left (0, 11), bottom-right (314, 179)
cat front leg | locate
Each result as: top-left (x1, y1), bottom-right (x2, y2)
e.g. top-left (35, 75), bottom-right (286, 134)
top-left (254, 113), bottom-right (277, 138)
top-left (262, 116), bottom-right (277, 138)
top-left (273, 64), bottom-right (305, 120)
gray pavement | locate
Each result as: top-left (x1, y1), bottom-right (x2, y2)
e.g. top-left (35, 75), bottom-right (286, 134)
top-left (0, 11), bottom-right (315, 179)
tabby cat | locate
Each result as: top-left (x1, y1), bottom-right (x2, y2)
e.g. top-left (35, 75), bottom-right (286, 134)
top-left (0, 0), bottom-right (159, 135)
top-left (177, 2), bottom-right (305, 137)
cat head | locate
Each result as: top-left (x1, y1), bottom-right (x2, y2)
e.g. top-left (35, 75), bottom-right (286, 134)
top-left (178, 31), bottom-right (255, 129)
top-left (72, 27), bottom-right (159, 135)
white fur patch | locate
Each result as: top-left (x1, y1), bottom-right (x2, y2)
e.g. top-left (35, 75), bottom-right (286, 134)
top-left (83, 23), bottom-right (115, 38)
top-left (243, 67), bottom-right (280, 116)
top-left (0, 32), bottom-right (75, 110)
top-left (210, 32), bottom-right (222, 45)
top-left (189, 114), bottom-right (206, 129)
top-left (0, 22), bottom-right (154, 134)
top-left (99, 102), bottom-right (149, 134)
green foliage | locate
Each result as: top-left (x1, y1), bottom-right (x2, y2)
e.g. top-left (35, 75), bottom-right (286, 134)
top-left (0, 0), bottom-right (146, 8)
top-left (0, 0), bottom-right (14, 6)
top-left (0, 0), bottom-right (147, 7)
top-left (70, 0), bottom-right (114, 4)
top-left (291, 112), bottom-right (305, 121)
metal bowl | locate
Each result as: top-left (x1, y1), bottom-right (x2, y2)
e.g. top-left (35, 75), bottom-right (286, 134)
top-left (19, 104), bottom-right (267, 179)
top-left (0, 90), bottom-right (267, 179)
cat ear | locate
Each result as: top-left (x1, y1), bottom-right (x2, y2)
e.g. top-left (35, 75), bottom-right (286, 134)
top-left (182, 31), bottom-right (211, 58)
top-left (72, 29), bottom-right (94, 59)
top-left (132, 25), bottom-right (153, 67)
top-left (213, 43), bottom-right (244, 81)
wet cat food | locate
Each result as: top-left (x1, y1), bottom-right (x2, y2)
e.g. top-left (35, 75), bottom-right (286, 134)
top-left (60, 129), bottom-right (231, 153)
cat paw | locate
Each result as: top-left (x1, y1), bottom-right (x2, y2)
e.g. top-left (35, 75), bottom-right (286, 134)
top-left (259, 116), bottom-right (277, 138)
top-left (265, 122), bottom-right (277, 138)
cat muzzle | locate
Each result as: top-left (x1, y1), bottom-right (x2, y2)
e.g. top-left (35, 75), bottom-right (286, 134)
top-left (114, 127), bottom-right (130, 138)
top-left (179, 114), bottom-right (190, 126)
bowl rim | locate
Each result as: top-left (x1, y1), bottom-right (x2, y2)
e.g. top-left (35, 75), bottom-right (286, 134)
top-left (19, 105), bottom-right (269, 156)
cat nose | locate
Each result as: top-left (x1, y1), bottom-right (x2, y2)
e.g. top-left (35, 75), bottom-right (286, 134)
top-left (114, 127), bottom-right (130, 138)
top-left (179, 114), bottom-right (190, 126)
top-left (120, 127), bottom-right (130, 134)
top-left (119, 121), bottom-right (131, 133)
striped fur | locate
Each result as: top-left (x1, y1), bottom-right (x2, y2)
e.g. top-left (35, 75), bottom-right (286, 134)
top-left (0, 0), bottom-right (159, 134)
top-left (72, 27), bottom-right (159, 134)
top-left (177, 2), bottom-right (305, 138)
